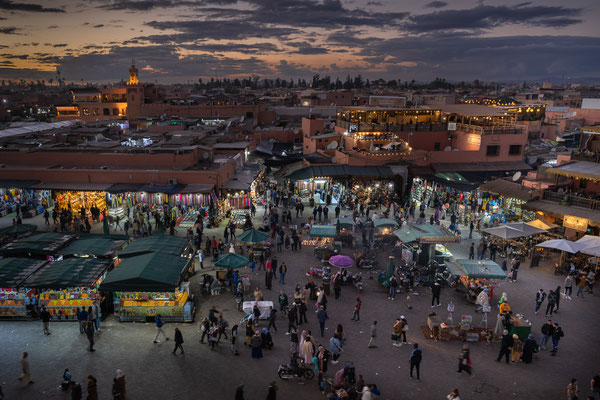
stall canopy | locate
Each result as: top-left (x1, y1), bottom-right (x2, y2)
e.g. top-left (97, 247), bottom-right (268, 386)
top-left (309, 225), bottom-right (337, 238)
top-left (61, 237), bottom-right (125, 258)
top-left (482, 222), bottom-right (546, 239)
top-left (546, 161), bottom-right (600, 181)
top-left (0, 233), bottom-right (74, 256)
top-left (537, 239), bottom-right (581, 254)
top-left (118, 236), bottom-right (189, 257)
top-left (286, 165), bottom-right (394, 180)
top-left (575, 235), bottom-right (600, 257)
top-left (22, 258), bottom-right (111, 289)
top-left (0, 224), bottom-right (37, 235)
top-left (394, 224), bottom-right (460, 244)
top-left (137, 182), bottom-right (180, 194)
top-left (0, 258), bottom-right (47, 287)
top-left (332, 217), bottom-right (355, 228)
top-left (449, 259), bottom-right (507, 279)
top-left (374, 219), bottom-right (399, 228)
top-left (479, 179), bottom-right (537, 202)
top-left (100, 253), bottom-right (190, 291)
top-left (526, 219), bottom-right (559, 230)
top-left (237, 229), bottom-right (270, 243)
top-left (213, 253), bottom-right (249, 269)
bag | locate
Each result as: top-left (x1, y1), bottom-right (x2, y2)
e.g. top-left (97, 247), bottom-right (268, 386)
top-left (391, 334), bottom-right (399, 341)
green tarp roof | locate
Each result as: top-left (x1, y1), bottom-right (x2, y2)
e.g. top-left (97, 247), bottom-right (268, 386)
top-left (394, 224), bottom-right (460, 244)
top-left (100, 252), bottom-right (190, 292)
top-left (61, 237), bottom-right (125, 257)
top-left (22, 258), bottom-right (112, 289)
top-left (16, 232), bottom-right (74, 244)
top-left (0, 224), bottom-right (37, 235)
top-left (118, 236), bottom-right (189, 257)
top-left (286, 165), bottom-right (394, 180)
top-left (309, 225), bottom-right (337, 238)
top-left (332, 217), bottom-right (354, 228)
top-left (0, 257), bottom-right (47, 287)
top-left (449, 259), bottom-right (507, 279)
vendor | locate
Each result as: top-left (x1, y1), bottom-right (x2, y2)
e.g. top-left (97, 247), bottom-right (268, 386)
top-left (499, 300), bottom-right (511, 315)
top-left (475, 289), bottom-right (489, 312)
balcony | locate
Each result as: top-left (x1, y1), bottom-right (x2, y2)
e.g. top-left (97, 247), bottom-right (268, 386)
top-left (456, 123), bottom-right (527, 135)
top-left (571, 151), bottom-right (600, 164)
top-left (542, 189), bottom-right (600, 211)
top-left (336, 120), bottom-right (446, 133)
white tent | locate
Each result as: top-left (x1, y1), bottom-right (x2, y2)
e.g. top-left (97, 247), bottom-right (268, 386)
top-left (536, 239), bottom-right (581, 254)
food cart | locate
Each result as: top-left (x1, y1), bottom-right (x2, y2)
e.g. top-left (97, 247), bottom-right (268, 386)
top-left (446, 259), bottom-right (507, 304)
top-left (307, 225), bottom-right (337, 261)
top-left (101, 252), bottom-right (195, 322)
top-left (22, 257), bottom-right (112, 321)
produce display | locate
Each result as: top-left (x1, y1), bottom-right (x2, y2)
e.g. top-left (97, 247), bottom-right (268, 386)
top-left (38, 289), bottom-right (101, 320)
top-left (0, 291), bottom-right (28, 318)
top-left (114, 290), bottom-right (188, 320)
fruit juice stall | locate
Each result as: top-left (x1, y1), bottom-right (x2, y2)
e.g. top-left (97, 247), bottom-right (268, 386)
top-left (0, 258), bottom-right (48, 319)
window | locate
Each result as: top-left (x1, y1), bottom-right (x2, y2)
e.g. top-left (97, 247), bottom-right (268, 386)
top-left (486, 145), bottom-right (500, 156)
top-left (509, 145), bottom-right (522, 155)
top-left (93, 108), bottom-right (99, 115)
top-left (103, 108), bottom-right (110, 116)
top-left (434, 142), bottom-right (441, 151)
top-left (82, 108), bottom-right (89, 116)
top-left (113, 108), bottom-right (119, 115)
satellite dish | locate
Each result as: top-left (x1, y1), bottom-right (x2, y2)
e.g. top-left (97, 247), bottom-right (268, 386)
top-left (444, 146), bottom-right (452, 151)
top-left (202, 152), bottom-right (209, 159)
top-left (326, 141), bottom-right (339, 150)
top-left (331, 157), bottom-right (338, 163)
top-left (512, 171), bottom-right (522, 181)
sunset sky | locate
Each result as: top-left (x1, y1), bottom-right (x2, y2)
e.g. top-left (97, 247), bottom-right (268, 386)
top-left (1, 0), bottom-right (599, 83)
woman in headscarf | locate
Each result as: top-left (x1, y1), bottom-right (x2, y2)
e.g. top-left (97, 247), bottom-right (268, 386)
top-left (116, 369), bottom-right (126, 399)
top-left (521, 333), bottom-right (538, 364)
top-left (245, 319), bottom-right (255, 346)
top-left (302, 333), bottom-right (314, 365)
top-left (299, 330), bottom-right (308, 359)
top-left (251, 331), bottom-right (263, 358)
top-left (231, 324), bottom-right (240, 356)
top-left (511, 334), bottom-right (523, 363)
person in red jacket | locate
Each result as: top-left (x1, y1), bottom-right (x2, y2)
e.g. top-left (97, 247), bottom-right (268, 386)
top-left (351, 296), bottom-right (361, 321)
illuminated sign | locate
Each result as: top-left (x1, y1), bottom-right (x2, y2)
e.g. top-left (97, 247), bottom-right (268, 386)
top-left (563, 215), bottom-right (588, 231)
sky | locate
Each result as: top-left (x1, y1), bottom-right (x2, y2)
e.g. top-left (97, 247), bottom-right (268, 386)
top-left (0, 0), bottom-right (599, 84)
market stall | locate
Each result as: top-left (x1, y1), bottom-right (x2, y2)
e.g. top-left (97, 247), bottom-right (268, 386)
top-left (0, 258), bottom-right (47, 319)
top-left (394, 224), bottom-right (461, 266)
top-left (374, 218), bottom-right (399, 244)
top-left (118, 235), bottom-right (191, 258)
top-left (446, 259), bottom-right (507, 304)
top-left (60, 236), bottom-right (126, 258)
top-left (308, 225), bottom-right (337, 260)
top-left (100, 252), bottom-right (194, 322)
top-left (22, 257), bottom-right (112, 321)
top-left (0, 233), bottom-right (74, 259)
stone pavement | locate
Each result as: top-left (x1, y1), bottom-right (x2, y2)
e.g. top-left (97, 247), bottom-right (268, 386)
top-left (1, 206), bottom-right (599, 400)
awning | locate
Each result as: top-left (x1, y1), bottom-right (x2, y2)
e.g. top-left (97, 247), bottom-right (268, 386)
top-left (479, 179), bottom-right (537, 202)
top-left (523, 200), bottom-right (600, 226)
top-left (60, 237), bottom-right (125, 257)
top-left (0, 180), bottom-right (40, 189)
top-left (100, 252), bottom-right (190, 292)
top-left (394, 224), bottom-right (461, 244)
top-left (221, 175), bottom-right (256, 190)
top-left (22, 258), bottom-right (112, 289)
top-left (420, 172), bottom-right (480, 192)
top-left (450, 259), bottom-right (507, 279)
top-left (0, 258), bottom-right (47, 287)
top-left (432, 161), bottom-right (531, 173)
top-left (0, 233), bottom-right (74, 256)
top-left (178, 184), bottom-right (214, 194)
top-left (286, 165), bottom-right (394, 180)
top-left (546, 161), bottom-right (600, 181)
top-left (107, 183), bottom-right (144, 193)
top-left (309, 225), bottom-right (337, 238)
top-left (32, 182), bottom-right (112, 191)
top-left (137, 183), bottom-right (180, 194)
top-left (118, 235), bottom-right (189, 257)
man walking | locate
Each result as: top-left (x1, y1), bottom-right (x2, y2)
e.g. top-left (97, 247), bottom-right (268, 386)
top-left (469, 243), bottom-right (475, 260)
top-left (317, 305), bottom-right (328, 337)
top-left (510, 258), bottom-right (521, 282)
top-left (18, 352), bottom-right (34, 384)
top-left (540, 320), bottom-right (554, 350)
top-left (496, 329), bottom-right (513, 363)
top-left (267, 306), bottom-right (278, 332)
top-left (550, 323), bottom-right (564, 356)
top-left (153, 314), bottom-right (168, 343)
top-left (368, 321), bottom-right (377, 348)
top-left (469, 220), bottom-right (474, 239)
top-left (85, 321), bottom-right (95, 352)
top-left (40, 306), bottom-right (51, 335)
top-left (431, 282), bottom-right (441, 308)
top-left (534, 289), bottom-right (546, 314)
top-left (545, 290), bottom-right (557, 317)
top-left (351, 296), bottom-right (361, 321)
top-left (409, 343), bottom-right (422, 381)
top-left (172, 327), bottom-right (184, 355)
top-left (388, 275), bottom-right (398, 300)
top-left (279, 262), bottom-right (287, 285)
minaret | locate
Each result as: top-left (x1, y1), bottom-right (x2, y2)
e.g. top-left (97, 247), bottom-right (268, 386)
top-left (128, 59), bottom-right (139, 85)
top-left (126, 60), bottom-right (142, 126)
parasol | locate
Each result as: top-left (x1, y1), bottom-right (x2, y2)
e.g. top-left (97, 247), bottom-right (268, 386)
top-left (237, 229), bottom-right (270, 243)
top-left (328, 255), bottom-right (354, 268)
top-left (536, 239), bottom-right (581, 254)
top-left (213, 253), bottom-right (249, 269)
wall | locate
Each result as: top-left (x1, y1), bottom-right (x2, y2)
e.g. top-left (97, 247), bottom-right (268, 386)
top-left (302, 117), bottom-right (325, 136)
top-left (137, 103), bottom-right (265, 119)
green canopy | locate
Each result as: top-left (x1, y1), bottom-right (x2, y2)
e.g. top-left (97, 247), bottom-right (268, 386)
top-left (61, 237), bottom-right (125, 257)
top-left (213, 253), bottom-right (249, 269)
top-left (0, 224), bottom-right (37, 235)
top-left (394, 224), bottom-right (460, 244)
top-left (374, 219), bottom-right (399, 228)
top-left (22, 258), bottom-right (112, 289)
top-left (309, 225), bottom-right (337, 238)
top-left (118, 236), bottom-right (189, 257)
top-left (0, 257), bottom-right (47, 287)
top-left (17, 232), bottom-right (73, 243)
top-left (237, 229), bottom-right (270, 243)
top-left (0, 232), bottom-right (74, 256)
top-left (449, 259), bottom-right (507, 279)
top-left (100, 252), bottom-right (190, 292)
top-left (332, 217), bottom-right (354, 228)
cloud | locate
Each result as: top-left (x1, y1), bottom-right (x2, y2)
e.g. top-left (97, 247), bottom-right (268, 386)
top-left (53, 43), bottom-right (68, 47)
top-left (1, 53), bottom-right (29, 59)
top-left (424, 1), bottom-right (447, 8)
top-left (286, 41), bottom-right (329, 55)
top-left (143, 20), bottom-right (297, 41)
top-left (0, 26), bottom-right (19, 34)
top-left (96, 0), bottom-right (196, 11)
top-left (0, 0), bottom-right (64, 12)
top-left (184, 42), bottom-right (281, 54)
top-left (0, 60), bottom-right (14, 65)
top-left (405, 4), bottom-right (582, 33)
top-left (47, 25), bottom-right (58, 29)
top-left (93, 24), bottom-right (104, 28)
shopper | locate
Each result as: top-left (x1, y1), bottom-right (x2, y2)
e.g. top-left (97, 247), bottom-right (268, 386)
top-left (116, 370), bottom-right (126, 400)
top-left (40, 306), bottom-right (51, 335)
top-left (534, 289), bottom-right (546, 314)
top-left (409, 343), bottom-right (422, 381)
top-left (153, 314), bottom-right (168, 343)
top-left (87, 375), bottom-right (98, 400)
top-left (317, 306), bottom-right (328, 337)
top-left (399, 316), bottom-right (410, 345)
top-left (18, 352), bottom-right (34, 384)
top-left (456, 345), bottom-right (472, 375)
top-left (567, 378), bottom-right (579, 400)
top-left (231, 325), bottom-right (240, 356)
top-left (545, 290), bottom-right (556, 317)
top-left (539, 320), bottom-right (554, 350)
top-left (388, 275), bottom-right (398, 300)
top-left (550, 323), bottom-right (564, 356)
top-left (368, 321), bottom-right (377, 348)
top-left (172, 327), bottom-right (184, 355)
top-left (431, 282), bottom-right (441, 308)
top-left (329, 333), bottom-right (343, 364)
top-left (392, 318), bottom-right (402, 347)
top-left (351, 296), bottom-right (361, 321)
top-left (267, 306), bottom-right (278, 332)
top-left (496, 329), bottom-right (513, 363)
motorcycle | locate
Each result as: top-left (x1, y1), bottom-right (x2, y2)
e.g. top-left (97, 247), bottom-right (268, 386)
top-left (351, 273), bottom-right (364, 292)
top-left (277, 359), bottom-right (315, 380)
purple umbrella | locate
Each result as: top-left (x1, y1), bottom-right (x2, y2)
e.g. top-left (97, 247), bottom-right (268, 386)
top-left (329, 255), bottom-right (354, 268)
